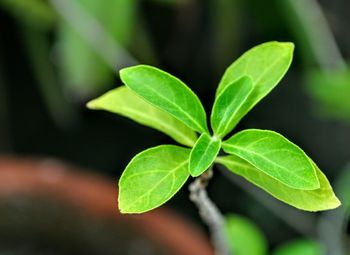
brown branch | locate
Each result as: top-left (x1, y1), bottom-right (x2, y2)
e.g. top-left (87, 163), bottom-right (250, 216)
top-left (189, 168), bottom-right (230, 255)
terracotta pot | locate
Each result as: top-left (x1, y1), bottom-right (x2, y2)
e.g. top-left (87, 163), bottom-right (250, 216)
top-left (0, 157), bottom-right (213, 255)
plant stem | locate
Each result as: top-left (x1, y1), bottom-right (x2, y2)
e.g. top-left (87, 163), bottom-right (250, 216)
top-left (189, 168), bottom-right (230, 255)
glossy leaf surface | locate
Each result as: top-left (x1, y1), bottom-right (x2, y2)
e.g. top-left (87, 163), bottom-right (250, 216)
top-left (225, 214), bottom-right (268, 255)
top-left (216, 155), bottom-right (341, 211)
top-left (87, 86), bottom-right (197, 147)
top-left (189, 133), bottom-right (221, 177)
top-left (222, 129), bottom-right (319, 190)
top-left (211, 76), bottom-right (253, 138)
top-left (216, 41), bottom-right (294, 128)
top-left (119, 145), bottom-right (190, 213)
top-left (120, 65), bottom-right (208, 133)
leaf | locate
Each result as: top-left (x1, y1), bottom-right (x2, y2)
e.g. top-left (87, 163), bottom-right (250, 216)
top-left (272, 239), bottom-right (323, 255)
top-left (215, 41), bottom-right (294, 128)
top-left (57, 0), bottom-right (137, 96)
top-left (306, 67), bottom-right (350, 123)
top-left (0, 0), bottom-right (56, 30)
top-left (189, 133), bottom-right (221, 177)
top-left (211, 76), bottom-right (254, 138)
top-left (120, 65), bottom-right (208, 133)
top-left (225, 214), bottom-right (268, 255)
top-left (58, 23), bottom-right (112, 95)
top-left (87, 86), bottom-right (197, 147)
top-left (118, 145), bottom-right (190, 214)
top-left (222, 129), bottom-right (319, 190)
top-left (216, 155), bottom-right (341, 211)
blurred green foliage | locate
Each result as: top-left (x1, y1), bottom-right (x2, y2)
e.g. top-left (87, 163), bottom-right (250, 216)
top-left (225, 214), bottom-right (329, 255)
top-left (306, 67), bottom-right (350, 123)
top-left (272, 240), bottom-right (323, 255)
top-left (225, 214), bottom-right (267, 255)
top-left (57, 0), bottom-right (137, 97)
top-left (0, 0), bottom-right (55, 30)
top-left (0, 0), bottom-right (349, 253)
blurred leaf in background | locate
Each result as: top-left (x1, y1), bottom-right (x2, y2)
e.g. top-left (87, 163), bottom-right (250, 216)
top-left (272, 239), bottom-right (323, 255)
top-left (56, 0), bottom-right (137, 99)
top-left (209, 0), bottom-right (242, 73)
top-left (225, 214), bottom-right (267, 255)
top-left (318, 163), bottom-right (350, 255)
top-left (0, 0), bottom-right (77, 128)
top-left (306, 67), bottom-right (350, 123)
top-left (0, 0), bottom-right (56, 30)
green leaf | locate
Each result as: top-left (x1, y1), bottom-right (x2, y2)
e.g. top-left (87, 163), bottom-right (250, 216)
top-left (120, 65), bottom-right (208, 133)
top-left (87, 86), bottom-right (197, 147)
top-left (118, 145), bottom-right (190, 214)
top-left (211, 76), bottom-right (254, 138)
top-left (58, 22), bottom-right (109, 92)
top-left (0, 0), bottom-right (56, 30)
top-left (222, 129), bottom-right (319, 190)
top-left (57, 0), bottom-right (137, 96)
top-left (225, 214), bottom-right (268, 255)
top-left (189, 133), bottom-right (221, 177)
top-left (306, 67), bottom-right (350, 123)
top-left (216, 41), bottom-right (294, 128)
top-left (272, 239), bottom-right (323, 255)
top-left (216, 155), bottom-right (341, 211)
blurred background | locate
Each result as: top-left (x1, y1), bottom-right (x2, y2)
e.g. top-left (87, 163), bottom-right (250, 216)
top-left (0, 0), bottom-right (349, 254)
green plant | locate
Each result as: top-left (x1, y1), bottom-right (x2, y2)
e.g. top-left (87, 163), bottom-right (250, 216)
top-left (224, 214), bottom-right (267, 255)
top-left (87, 41), bottom-right (340, 253)
top-left (224, 213), bottom-right (324, 255)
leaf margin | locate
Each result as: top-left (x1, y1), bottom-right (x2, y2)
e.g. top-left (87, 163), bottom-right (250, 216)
top-left (211, 75), bottom-right (254, 138)
top-left (118, 144), bottom-right (191, 214)
top-left (222, 129), bottom-right (320, 190)
top-left (216, 155), bottom-right (341, 212)
top-left (120, 64), bottom-right (209, 133)
top-left (189, 133), bottom-right (221, 177)
top-left (87, 86), bottom-right (197, 147)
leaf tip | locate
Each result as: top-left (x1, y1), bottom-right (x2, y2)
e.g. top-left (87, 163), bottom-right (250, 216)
top-left (119, 65), bottom-right (138, 81)
top-left (188, 159), bottom-right (202, 177)
top-left (283, 41), bottom-right (295, 50)
top-left (272, 41), bottom-right (295, 51)
top-left (117, 196), bottom-right (134, 214)
top-left (189, 168), bottom-right (201, 178)
top-left (331, 196), bottom-right (342, 209)
top-left (86, 99), bottom-right (99, 110)
top-left (118, 206), bottom-right (132, 214)
top-left (119, 64), bottom-right (150, 78)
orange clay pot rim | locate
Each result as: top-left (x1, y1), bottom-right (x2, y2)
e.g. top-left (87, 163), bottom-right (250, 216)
top-left (0, 156), bottom-right (213, 255)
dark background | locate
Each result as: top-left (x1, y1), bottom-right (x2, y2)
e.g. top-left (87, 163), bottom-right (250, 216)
top-left (0, 0), bottom-right (349, 253)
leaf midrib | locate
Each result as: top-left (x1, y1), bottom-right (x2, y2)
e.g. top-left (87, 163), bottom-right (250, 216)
top-left (215, 84), bottom-right (252, 137)
top-left (191, 137), bottom-right (219, 174)
top-left (132, 82), bottom-right (206, 133)
top-left (246, 50), bottom-right (289, 94)
top-left (119, 106), bottom-right (195, 146)
top-left (223, 143), bottom-right (316, 187)
top-left (123, 160), bottom-right (189, 210)
top-left (217, 157), bottom-right (338, 210)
